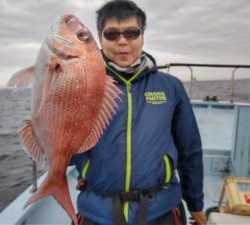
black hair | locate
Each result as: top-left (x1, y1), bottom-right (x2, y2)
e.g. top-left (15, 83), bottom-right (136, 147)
top-left (96, 0), bottom-right (146, 36)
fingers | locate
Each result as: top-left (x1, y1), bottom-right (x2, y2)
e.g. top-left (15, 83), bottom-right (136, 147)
top-left (190, 211), bottom-right (207, 225)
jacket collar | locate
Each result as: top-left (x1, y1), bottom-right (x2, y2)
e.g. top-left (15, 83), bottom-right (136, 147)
top-left (102, 51), bottom-right (157, 83)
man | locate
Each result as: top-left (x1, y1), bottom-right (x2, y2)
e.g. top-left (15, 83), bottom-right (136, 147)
top-left (71, 1), bottom-right (207, 224)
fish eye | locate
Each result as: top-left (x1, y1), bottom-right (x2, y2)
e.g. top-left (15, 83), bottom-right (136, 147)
top-left (76, 29), bottom-right (90, 42)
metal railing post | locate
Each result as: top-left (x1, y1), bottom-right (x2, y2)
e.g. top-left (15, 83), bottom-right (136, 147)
top-left (231, 67), bottom-right (239, 103)
top-left (187, 66), bottom-right (194, 98)
top-left (31, 159), bottom-right (37, 192)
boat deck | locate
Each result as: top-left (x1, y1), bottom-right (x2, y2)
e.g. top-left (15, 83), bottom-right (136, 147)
top-left (193, 101), bottom-right (234, 210)
top-left (1, 100), bottom-right (250, 224)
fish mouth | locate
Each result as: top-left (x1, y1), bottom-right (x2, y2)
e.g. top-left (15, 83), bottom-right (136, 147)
top-left (63, 14), bottom-right (86, 35)
top-left (46, 15), bottom-right (77, 59)
top-left (46, 38), bottom-right (76, 60)
top-left (63, 14), bottom-right (75, 23)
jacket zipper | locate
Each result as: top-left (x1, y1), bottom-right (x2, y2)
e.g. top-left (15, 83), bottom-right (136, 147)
top-left (124, 81), bottom-right (132, 221)
top-left (107, 65), bottom-right (146, 222)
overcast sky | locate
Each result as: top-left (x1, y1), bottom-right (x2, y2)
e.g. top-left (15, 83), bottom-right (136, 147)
top-left (1, 0), bottom-right (250, 86)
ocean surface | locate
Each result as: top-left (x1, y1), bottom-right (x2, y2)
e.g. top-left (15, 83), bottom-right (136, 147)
top-left (0, 79), bottom-right (250, 212)
top-left (0, 88), bottom-right (45, 212)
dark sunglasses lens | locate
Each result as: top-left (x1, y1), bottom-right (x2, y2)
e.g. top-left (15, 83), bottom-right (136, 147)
top-left (103, 29), bottom-right (141, 41)
top-left (103, 31), bottom-right (120, 41)
top-left (123, 29), bottom-right (141, 39)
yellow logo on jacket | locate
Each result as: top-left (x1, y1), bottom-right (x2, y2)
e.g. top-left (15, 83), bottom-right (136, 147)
top-left (144, 92), bottom-right (167, 104)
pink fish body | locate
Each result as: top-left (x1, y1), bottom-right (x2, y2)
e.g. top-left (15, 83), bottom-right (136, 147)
top-left (8, 14), bottom-right (121, 225)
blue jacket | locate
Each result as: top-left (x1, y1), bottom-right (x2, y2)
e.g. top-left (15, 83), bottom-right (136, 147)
top-left (70, 56), bottom-right (204, 225)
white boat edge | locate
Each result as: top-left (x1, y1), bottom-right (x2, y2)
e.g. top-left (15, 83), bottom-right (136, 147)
top-left (0, 166), bottom-right (79, 225)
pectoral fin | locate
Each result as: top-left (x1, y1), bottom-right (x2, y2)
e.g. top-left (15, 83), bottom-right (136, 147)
top-left (20, 120), bottom-right (46, 166)
top-left (7, 66), bottom-right (34, 87)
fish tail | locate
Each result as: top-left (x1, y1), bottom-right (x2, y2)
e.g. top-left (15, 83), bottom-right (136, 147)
top-left (24, 176), bottom-right (78, 225)
top-left (23, 176), bottom-right (52, 208)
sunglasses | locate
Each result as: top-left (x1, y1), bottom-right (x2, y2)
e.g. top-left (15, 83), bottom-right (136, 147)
top-left (103, 28), bottom-right (141, 41)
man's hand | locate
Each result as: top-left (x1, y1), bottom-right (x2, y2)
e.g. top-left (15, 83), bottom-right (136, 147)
top-left (190, 211), bottom-right (207, 225)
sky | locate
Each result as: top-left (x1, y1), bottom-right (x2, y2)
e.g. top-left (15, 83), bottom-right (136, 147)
top-left (0, 0), bottom-right (250, 86)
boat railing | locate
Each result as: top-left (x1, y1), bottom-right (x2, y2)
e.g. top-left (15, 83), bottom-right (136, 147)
top-left (157, 63), bottom-right (250, 102)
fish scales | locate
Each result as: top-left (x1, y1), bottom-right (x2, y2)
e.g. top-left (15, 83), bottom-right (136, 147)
top-left (7, 14), bottom-right (122, 225)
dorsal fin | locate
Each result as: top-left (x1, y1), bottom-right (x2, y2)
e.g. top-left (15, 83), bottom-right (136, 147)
top-left (78, 75), bottom-right (122, 152)
top-left (20, 120), bottom-right (47, 166)
top-left (7, 66), bottom-right (34, 87)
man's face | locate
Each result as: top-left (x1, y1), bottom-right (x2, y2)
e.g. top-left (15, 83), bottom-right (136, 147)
top-left (100, 16), bottom-right (144, 68)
